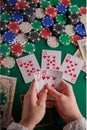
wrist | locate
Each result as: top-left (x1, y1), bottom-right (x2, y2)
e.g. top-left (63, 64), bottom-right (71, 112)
top-left (19, 120), bottom-right (36, 130)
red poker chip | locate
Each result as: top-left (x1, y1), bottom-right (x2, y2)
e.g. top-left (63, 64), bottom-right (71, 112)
top-left (45, 6), bottom-right (57, 18)
top-left (11, 43), bottom-right (23, 57)
top-left (0, 55), bottom-right (3, 67)
top-left (40, 28), bottom-right (52, 40)
top-left (32, 0), bottom-right (41, 3)
top-left (0, 0), bottom-right (4, 7)
top-left (80, 7), bottom-right (87, 14)
top-left (14, 1), bottom-right (28, 10)
top-left (60, 0), bottom-right (71, 6)
top-left (71, 35), bottom-right (82, 46)
top-left (8, 22), bottom-right (20, 34)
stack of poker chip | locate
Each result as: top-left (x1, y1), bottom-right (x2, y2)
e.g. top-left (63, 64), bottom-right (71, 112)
top-left (0, 0), bottom-right (86, 62)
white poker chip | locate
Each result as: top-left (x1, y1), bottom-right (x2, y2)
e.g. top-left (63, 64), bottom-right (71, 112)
top-left (36, 8), bottom-right (45, 19)
top-left (80, 15), bottom-right (86, 25)
top-left (47, 36), bottom-right (59, 48)
top-left (16, 33), bottom-right (28, 45)
top-left (3, 57), bottom-right (15, 69)
top-left (0, 34), bottom-right (3, 44)
top-left (65, 24), bottom-right (75, 36)
top-left (20, 22), bottom-right (32, 33)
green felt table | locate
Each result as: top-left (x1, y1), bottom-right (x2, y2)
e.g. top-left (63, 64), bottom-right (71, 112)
top-left (2, 0), bottom-right (86, 130)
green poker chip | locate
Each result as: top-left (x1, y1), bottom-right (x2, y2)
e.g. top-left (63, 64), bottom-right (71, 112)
top-left (50, 0), bottom-right (60, 6)
top-left (0, 91), bottom-right (7, 105)
top-left (55, 14), bottom-right (67, 25)
top-left (59, 33), bottom-right (71, 46)
top-left (0, 43), bottom-right (10, 57)
top-left (68, 5), bottom-right (80, 13)
top-left (40, 0), bottom-right (51, 8)
top-left (31, 20), bottom-right (42, 31)
top-left (0, 66), bottom-right (10, 76)
top-left (24, 42), bottom-right (35, 54)
top-left (0, 12), bottom-right (11, 22)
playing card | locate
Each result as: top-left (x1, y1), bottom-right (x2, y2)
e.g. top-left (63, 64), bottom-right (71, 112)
top-left (74, 49), bottom-right (86, 73)
top-left (0, 75), bottom-right (17, 128)
top-left (16, 54), bottom-right (40, 83)
top-left (34, 70), bottom-right (63, 93)
top-left (41, 50), bottom-right (61, 71)
top-left (78, 38), bottom-right (86, 62)
top-left (60, 54), bottom-right (84, 84)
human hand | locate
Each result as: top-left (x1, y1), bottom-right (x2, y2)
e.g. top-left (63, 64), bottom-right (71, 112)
top-left (19, 80), bottom-right (48, 130)
top-left (46, 80), bottom-right (82, 123)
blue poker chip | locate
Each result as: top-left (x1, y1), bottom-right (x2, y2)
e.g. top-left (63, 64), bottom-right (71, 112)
top-left (3, 31), bottom-right (16, 45)
top-left (56, 4), bottom-right (67, 14)
top-left (11, 11), bottom-right (24, 23)
top-left (0, 7), bottom-right (2, 14)
top-left (42, 16), bottom-right (54, 28)
top-left (75, 24), bottom-right (86, 37)
top-left (7, 0), bottom-right (17, 5)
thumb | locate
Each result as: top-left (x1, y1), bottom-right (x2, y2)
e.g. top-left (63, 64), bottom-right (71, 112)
top-left (38, 89), bottom-right (48, 106)
top-left (46, 85), bottom-right (62, 100)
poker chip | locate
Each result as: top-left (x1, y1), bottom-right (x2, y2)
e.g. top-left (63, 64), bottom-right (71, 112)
top-left (3, 57), bottom-right (15, 69)
top-left (68, 5), bottom-right (80, 13)
top-left (80, 15), bottom-right (86, 25)
top-left (0, 34), bottom-right (3, 44)
top-left (59, 33), bottom-right (71, 46)
top-left (55, 14), bottom-right (67, 25)
top-left (8, 22), bottom-right (20, 34)
top-left (28, 31), bottom-right (40, 42)
top-left (40, 0), bottom-right (51, 8)
top-left (40, 28), bottom-right (52, 39)
top-left (2, 4), bottom-right (13, 14)
top-left (42, 16), bottom-right (54, 28)
top-left (53, 23), bottom-right (65, 36)
top-left (75, 24), bottom-right (86, 37)
top-left (7, 0), bottom-right (17, 5)
top-left (0, 66), bottom-right (10, 76)
top-left (80, 7), bottom-right (87, 14)
top-left (0, 43), bottom-right (10, 57)
top-left (11, 11), bottom-right (24, 23)
top-left (36, 8), bottom-right (45, 19)
top-left (56, 4), bottom-right (67, 14)
top-left (24, 42), bottom-right (35, 54)
top-left (0, 20), bottom-right (7, 32)
top-left (16, 33), bottom-right (28, 45)
top-left (31, 20), bottom-right (42, 31)
top-left (24, 13), bottom-right (36, 23)
top-left (11, 43), bottom-right (23, 57)
top-left (71, 35), bottom-right (82, 46)
top-left (68, 13), bottom-right (80, 25)
top-left (50, 0), bottom-right (60, 6)
top-left (65, 24), bottom-right (75, 36)
top-left (0, 1), bottom-right (4, 7)
top-left (47, 36), bottom-right (59, 48)
top-left (60, 0), bottom-right (71, 6)
top-left (32, 0), bottom-right (41, 3)
top-left (45, 6), bottom-right (57, 18)
top-left (0, 55), bottom-right (3, 67)
top-left (20, 22), bottom-right (32, 33)
top-left (28, 1), bottom-right (38, 8)
top-left (0, 91), bottom-right (7, 104)
top-left (0, 12), bottom-right (11, 23)
top-left (14, 1), bottom-right (28, 10)
top-left (23, 6), bottom-right (36, 17)
top-left (3, 31), bottom-right (16, 45)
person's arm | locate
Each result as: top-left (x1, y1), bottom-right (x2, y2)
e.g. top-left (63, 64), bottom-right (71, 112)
top-left (46, 80), bottom-right (86, 130)
top-left (7, 80), bottom-right (48, 130)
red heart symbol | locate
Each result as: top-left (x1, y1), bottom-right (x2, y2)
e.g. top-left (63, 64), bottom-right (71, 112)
top-left (70, 73), bottom-right (72, 75)
top-left (70, 61), bottom-right (72, 63)
top-left (47, 76), bottom-right (50, 79)
top-left (29, 61), bottom-right (31, 63)
top-left (65, 59), bottom-right (69, 62)
top-left (72, 68), bottom-right (75, 71)
top-left (42, 76), bottom-right (45, 80)
top-left (65, 71), bottom-right (67, 73)
top-left (52, 84), bottom-right (55, 87)
top-left (27, 63), bottom-right (29, 66)
top-left (53, 56), bottom-right (56, 59)
top-left (53, 60), bottom-right (55, 62)
top-left (67, 66), bottom-right (70, 68)
top-left (28, 73), bottom-right (31, 76)
top-left (32, 68), bottom-right (35, 70)
top-left (73, 74), bottom-right (77, 77)
top-left (52, 64), bottom-right (55, 66)
top-left (47, 59), bottom-right (50, 62)
top-left (50, 61), bottom-right (52, 63)
top-left (30, 64), bottom-right (33, 66)
top-left (43, 56), bottom-right (46, 59)
top-left (27, 70), bottom-right (29, 72)
top-left (56, 66), bottom-right (59, 70)
top-left (46, 67), bottom-right (50, 69)
top-left (75, 63), bottom-right (77, 66)
top-left (68, 70), bottom-right (71, 72)
top-left (53, 77), bottom-right (56, 80)
top-left (71, 64), bottom-right (73, 67)
top-left (37, 69), bottom-right (40, 71)
top-left (20, 64), bottom-right (23, 67)
top-left (24, 62), bottom-right (26, 65)
top-left (47, 63), bottom-right (50, 65)
top-left (47, 56), bottom-right (50, 58)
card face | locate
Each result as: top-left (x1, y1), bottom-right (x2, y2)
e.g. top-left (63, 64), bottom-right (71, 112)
top-left (41, 50), bottom-right (61, 71)
top-left (60, 54), bottom-right (84, 84)
top-left (16, 54), bottom-right (40, 83)
top-left (34, 70), bottom-right (63, 93)
top-left (0, 75), bottom-right (17, 128)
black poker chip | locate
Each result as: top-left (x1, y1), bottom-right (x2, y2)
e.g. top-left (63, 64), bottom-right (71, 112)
top-left (2, 4), bottom-right (13, 14)
top-left (28, 31), bottom-right (40, 42)
top-left (68, 13), bottom-right (80, 25)
top-left (24, 14), bottom-right (36, 22)
top-left (0, 20), bottom-right (7, 33)
top-left (28, 1), bottom-right (38, 9)
top-left (23, 6), bottom-right (36, 17)
top-left (53, 23), bottom-right (65, 36)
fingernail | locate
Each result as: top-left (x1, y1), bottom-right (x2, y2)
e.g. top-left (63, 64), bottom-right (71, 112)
top-left (43, 89), bottom-right (48, 94)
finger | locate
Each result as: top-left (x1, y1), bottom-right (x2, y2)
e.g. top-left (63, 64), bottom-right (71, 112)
top-left (38, 89), bottom-right (48, 106)
top-left (46, 85), bottom-right (62, 100)
top-left (46, 100), bottom-right (55, 108)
